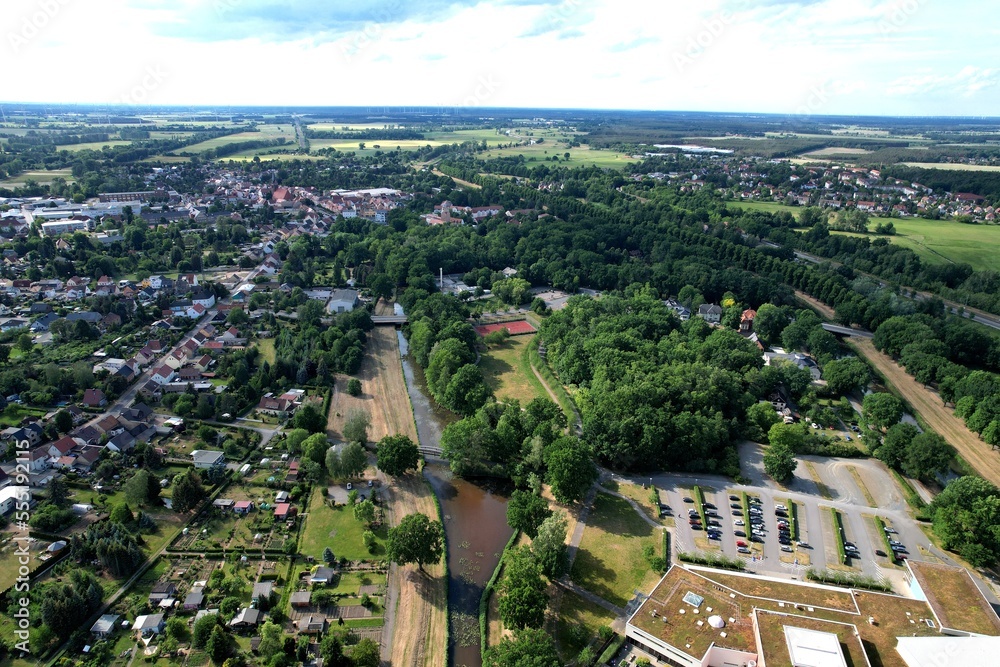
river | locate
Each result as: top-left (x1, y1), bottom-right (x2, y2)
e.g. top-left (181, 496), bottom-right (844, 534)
top-left (397, 331), bottom-right (513, 667)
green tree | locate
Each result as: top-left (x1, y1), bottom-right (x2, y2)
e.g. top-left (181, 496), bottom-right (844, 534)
top-left (822, 357), bottom-right (870, 396)
top-left (110, 502), bottom-right (133, 525)
top-left (284, 428), bottom-right (310, 453)
top-left (902, 432), bottom-right (954, 481)
top-left (351, 638), bottom-right (381, 667)
top-left (368, 274), bottom-right (394, 305)
top-left (166, 617), bottom-right (190, 642)
top-left (347, 378), bottom-right (362, 396)
top-left (873, 423), bottom-right (918, 468)
top-left (340, 441), bottom-right (368, 478)
top-left (294, 404), bottom-right (327, 433)
top-left (323, 547), bottom-right (336, 564)
top-left (54, 409), bottom-right (73, 433)
top-left (256, 621), bottom-right (284, 663)
top-left (752, 304), bottom-right (789, 347)
top-left (354, 499), bottom-right (376, 526)
top-left (930, 476), bottom-right (1000, 566)
top-left (767, 422), bottom-right (806, 453)
top-left (483, 628), bottom-right (560, 667)
top-left (531, 512), bottom-right (569, 579)
top-left (545, 437), bottom-right (597, 503)
top-left (192, 613), bottom-right (218, 649)
top-left (343, 409), bottom-right (371, 444)
top-left (16, 333), bottom-right (33, 353)
top-left (205, 625), bottom-right (235, 665)
top-left (124, 469), bottom-right (153, 507)
top-left (746, 402), bottom-right (780, 443)
top-left (497, 547), bottom-right (547, 629)
top-left (171, 470), bottom-right (206, 513)
top-left (763, 441), bottom-right (797, 483)
top-left (863, 392), bottom-right (904, 430)
top-left (386, 512), bottom-right (444, 572)
top-left (302, 432), bottom-right (330, 464)
top-left (376, 433), bottom-right (420, 476)
top-left (48, 476), bottom-right (70, 507)
top-left (326, 446), bottom-right (344, 479)
top-left (506, 490), bottom-right (551, 538)
top-left (320, 632), bottom-right (350, 667)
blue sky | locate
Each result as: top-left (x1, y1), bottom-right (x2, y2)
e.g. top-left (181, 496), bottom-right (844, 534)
top-left (3, 0), bottom-right (997, 115)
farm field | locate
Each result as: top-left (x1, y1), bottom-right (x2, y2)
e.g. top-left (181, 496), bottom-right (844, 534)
top-left (734, 201), bottom-right (1000, 272)
top-left (172, 125), bottom-right (295, 155)
top-left (479, 142), bottom-right (635, 169)
top-left (801, 147), bottom-right (873, 157)
top-left (569, 492), bottom-right (661, 607)
top-left (902, 162), bottom-right (1000, 172)
top-left (0, 168), bottom-right (75, 186)
top-left (56, 140), bottom-right (132, 151)
top-left (478, 335), bottom-right (548, 404)
top-left (327, 325), bottom-right (418, 444)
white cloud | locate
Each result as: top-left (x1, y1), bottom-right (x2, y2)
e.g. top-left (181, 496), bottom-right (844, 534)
top-left (0, 0), bottom-right (997, 114)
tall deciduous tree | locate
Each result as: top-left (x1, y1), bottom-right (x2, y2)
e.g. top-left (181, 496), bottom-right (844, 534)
top-left (497, 547), bottom-right (547, 630)
top-left (171, 469), bottom-right (205, 513)
top-left (544, 437), bottom-right (597, 504)
top-left (506, 490), bottom-right (552, 538)
top-left (376, 433), bottom-right (420, 476)
top-left (863, 392), bottom-right (904, 430)
top-left (386, 512), bottom-right (444, 572)
top-left (483, 628), bottom-right (560, 667)
top-left (531, 512), bottom-right (569, 579)
top-left (763, 441), bottom-right (797, 483)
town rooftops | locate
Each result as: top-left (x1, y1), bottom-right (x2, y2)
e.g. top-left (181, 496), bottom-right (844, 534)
top-left (191, 450), bottom-right (225, 466)
top-left (906, 561), bottom-right (1000, 636)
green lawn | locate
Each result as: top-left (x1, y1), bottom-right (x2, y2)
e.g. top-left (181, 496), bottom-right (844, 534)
top-left (0, 168), bottom-right (74, 186)
top-left (570, 493), bottom-right (661, 607)
top-left (731, 201), bottom-right (804, 219)
top-left (553, 590), bottom-right (617, 660)
top-left (299, 488), bottom-right (387, 562)
top-left (479, 142), bottom-right (635, 170)
top-left (479, 335), bottom-right (547, 404)
top-left (255, 338), bottom-right (276, 365)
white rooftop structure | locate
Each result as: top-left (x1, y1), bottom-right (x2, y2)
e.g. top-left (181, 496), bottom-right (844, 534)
top-left (784, 625), bottom-right (848, 667)
top-left (896, 636), bottom-right (1000, 667)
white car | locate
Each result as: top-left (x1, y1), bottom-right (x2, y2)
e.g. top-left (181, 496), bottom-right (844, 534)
top-left (734, 519), bottom-right (745, 526)
top-left (775, 504), bottom-right (787, 511)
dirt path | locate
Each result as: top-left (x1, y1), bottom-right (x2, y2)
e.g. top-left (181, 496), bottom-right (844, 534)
top-left (328, 326), bottom-right (419, 444)
top-left (850, 337), bottom-right (1000, 487)
top-left (381, 472), bottom-right (447, 667)
top-left (334, 316), bottom-right (443, 666)
top-left (795, 290), bottom-right (837, 320)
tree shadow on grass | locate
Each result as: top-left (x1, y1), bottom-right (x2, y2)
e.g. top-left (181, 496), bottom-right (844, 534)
top-left (408, 568), bottom-right (447, 611)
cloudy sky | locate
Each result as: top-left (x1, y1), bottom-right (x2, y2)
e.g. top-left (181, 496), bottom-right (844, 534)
top-left (3, 0), bottom-right (997, 116)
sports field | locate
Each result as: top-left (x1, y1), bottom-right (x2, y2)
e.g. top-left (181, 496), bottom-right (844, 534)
top-left (473, 320), bottom-right (537, 336)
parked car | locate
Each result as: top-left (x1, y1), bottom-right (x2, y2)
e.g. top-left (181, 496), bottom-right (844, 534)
top-left (737, 546), bottom-right (751, 554)
top-left (733, 519), bottom-right (745, 526)
top-left (874, 549), bottom-right (887, 557)
top-left (683, 497), bottom-right (695, 503)
top-left (735, 530), bottom-right (746, 537)
top-left (780, 545), bottom-right (793, 552)
top-left (736, 540), bottom-right (747, 547)
top-left (729, 495), bottom-right (740, 501)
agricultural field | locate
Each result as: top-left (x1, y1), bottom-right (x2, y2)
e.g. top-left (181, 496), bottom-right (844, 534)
top-left (326, 326), bottom-right (418, 444)
top-left (56, 140), bottom-right (133, 152)
top-left (478, 335), bottom-right (548, 404)
top-left (479, 141), bottom-right (634, 169)
top-left (902, 162), bottom-right (1000, 172)
top-left (569, 492), bottom-right (661, 607)
top-left (171, 125), bottom-right (295, 155)
top-left (800, 147), bottom-right (873, 157)
top-left (0, 168), bottom-right (75, 187)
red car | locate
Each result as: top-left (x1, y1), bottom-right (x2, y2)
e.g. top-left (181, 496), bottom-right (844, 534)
top-left (736, 540), bottom-right (747, 547)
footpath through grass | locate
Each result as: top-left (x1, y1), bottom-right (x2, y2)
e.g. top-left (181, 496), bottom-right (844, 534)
top-left (479, 335), bottom-right (548, 403)
top-left (570, 492), bottom-right (660, 607)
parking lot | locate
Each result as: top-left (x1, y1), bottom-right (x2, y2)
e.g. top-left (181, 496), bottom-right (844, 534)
top-left (629, 455), bottom-right (937, 587)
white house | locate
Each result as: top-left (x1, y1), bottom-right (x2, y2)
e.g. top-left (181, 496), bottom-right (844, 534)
top-left (0, 487), bottom-right (30, 515)
top-left (192, 450), bottom-right (225, 469)
top-left (327, 289), bottom-right (359, 314)
top-left (151, 365), bottom-right (176, 385)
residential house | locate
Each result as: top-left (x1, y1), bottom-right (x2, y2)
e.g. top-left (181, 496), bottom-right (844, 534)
top-left (192, 450), bottom-right (225, 469)
top-left (72, 447), bottom-right (100, 472)
top-left (257, 394), bottom-right (294, 418)
top-left (135, 345), bottom-right (157, 366)
top-left (82, 388), bottom-right (107, 408)
top-left (697, 303), bottom-right (723, 324)
top-left (132, 614), bottom-right (165, 637)
top-left (234, 500), bottom-right (254, 515)
top-left (107, 432), bottom-right (136, 454)
top-left (95, 415), bottom-right (124, 437)
top-left (90, 614), bottom-right (120, 639)
top-left (290, 591), bottom-right (312, 608)
top-left (151, 365), bottom-right (176, 385)
top-left (251, 581), bottom-right (274, 605)
top-left (27, 448), bottom-right (49, 473)
top-left (183, 587), bottom-right (205, 611)
top-left (229, 608), bottom-right (261, 630)
top-left (47, 436), bottom-right (81, 459)
top-left (739, 308), bottom-right (757, 333)
top-left (148, 582), bottom-right (178, 606)
top-left (309, 567), bottom-right (334, 585)
top-left (296, 615), bottom-right (325, 634)
top-left (122, 403), bottom-right (154, 422)
top-left (138, 380), bottom-right (163, 402)
top-left (0, 487), bottom-right (30, 515)
top-left (274, 503), bottom-right (296, 521)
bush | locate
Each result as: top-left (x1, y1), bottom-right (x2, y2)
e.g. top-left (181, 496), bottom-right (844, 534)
top-left (347, 378), bottom-right (362, 396)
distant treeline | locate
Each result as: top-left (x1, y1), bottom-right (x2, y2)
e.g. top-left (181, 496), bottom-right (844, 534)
top-left (207, 138), bottom-right (292, 159)
top-left (884, 165), bottom-right (1000, 199)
